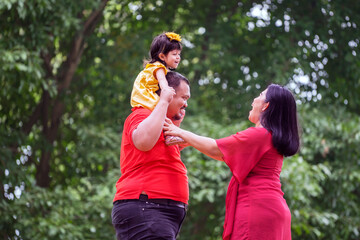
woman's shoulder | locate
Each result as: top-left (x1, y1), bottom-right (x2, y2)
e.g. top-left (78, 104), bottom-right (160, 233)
top-left (240, 127), bottom-right (269, 134)
top-left (236, 127), bottom-right (271, 141)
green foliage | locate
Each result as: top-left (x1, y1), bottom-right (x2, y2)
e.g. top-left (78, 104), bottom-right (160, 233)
top-left (294, 105), bottom-right (360, 239)
top-left (1, 169), bottom-right (119, 239)
top-left (1, 0), bottom-right (359, 239)
top-left (282, 155), bottom-right (335, 238)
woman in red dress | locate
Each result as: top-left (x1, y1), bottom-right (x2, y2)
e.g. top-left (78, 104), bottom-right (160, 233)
top-left (164, 84), bottom-right (300, 240)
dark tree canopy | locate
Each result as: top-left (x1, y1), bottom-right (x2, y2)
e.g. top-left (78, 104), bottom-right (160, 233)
top-left (1, 0), bottom-right (359, 239)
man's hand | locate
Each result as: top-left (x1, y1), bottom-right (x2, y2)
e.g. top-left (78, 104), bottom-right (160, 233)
top-left (159, 86), bottom-right (175, 104)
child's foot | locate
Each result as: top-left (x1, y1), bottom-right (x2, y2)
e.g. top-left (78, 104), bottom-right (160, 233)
top-left (165, 136), bottom-right (185, 146)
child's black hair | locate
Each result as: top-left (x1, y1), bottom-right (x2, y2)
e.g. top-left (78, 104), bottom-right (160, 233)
top-left (145, 33), bottom-right (182, 68)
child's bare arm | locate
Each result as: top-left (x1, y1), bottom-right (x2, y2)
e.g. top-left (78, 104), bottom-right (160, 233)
top-left (156, 68), bottom-right (170, 90)
top-left (132, 87), bottom-right (175, 151)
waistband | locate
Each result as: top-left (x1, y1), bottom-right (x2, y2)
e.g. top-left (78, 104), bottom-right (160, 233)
top-left (114, 194), bottom-right (188, 210)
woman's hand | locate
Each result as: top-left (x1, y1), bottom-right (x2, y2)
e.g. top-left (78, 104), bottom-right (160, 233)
top-left (163, 118), bottom-right (224, 161)
top-left (163, 118), bottom-right (183, 137)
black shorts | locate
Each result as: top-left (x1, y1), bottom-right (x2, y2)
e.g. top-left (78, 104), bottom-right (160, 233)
top-left (112, 195), bottom-right (187, 240)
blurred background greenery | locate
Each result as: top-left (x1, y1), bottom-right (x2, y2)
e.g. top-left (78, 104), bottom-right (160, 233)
top-left (1, 0), bottom-right (359, 239)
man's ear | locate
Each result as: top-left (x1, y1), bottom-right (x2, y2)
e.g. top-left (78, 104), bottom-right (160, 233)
top-left (262, 102), bottom-right (269, 111)
top-left (159, 53), bottom-right (165, 61)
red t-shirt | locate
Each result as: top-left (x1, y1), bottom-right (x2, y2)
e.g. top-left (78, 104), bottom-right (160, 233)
top-left (216, 127), bottom-right (291, 240)
top-left (113, 107), bottom-right (189, 204)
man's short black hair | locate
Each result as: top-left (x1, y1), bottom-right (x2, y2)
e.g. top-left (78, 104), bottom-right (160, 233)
top-left (166, 71), bottom-right (189, 89)
top-left (156, 71), bottom-right (189, 95)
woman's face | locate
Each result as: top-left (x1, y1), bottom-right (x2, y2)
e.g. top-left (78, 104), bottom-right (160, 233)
top-left (248, 89), bottom-right (269, 126)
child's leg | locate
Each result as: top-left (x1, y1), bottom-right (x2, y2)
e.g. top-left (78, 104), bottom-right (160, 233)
top-left (165, 135), bottom-right (185, 146)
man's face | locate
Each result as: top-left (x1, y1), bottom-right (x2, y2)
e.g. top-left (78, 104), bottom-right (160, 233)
top-left (167, 80), bottom-right (190, 121)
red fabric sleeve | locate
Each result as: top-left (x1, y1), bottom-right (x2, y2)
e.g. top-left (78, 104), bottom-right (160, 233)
top-left (216, 127), bottom-right (271, 184)
top-left (126, 108), bottom-right (152, 145)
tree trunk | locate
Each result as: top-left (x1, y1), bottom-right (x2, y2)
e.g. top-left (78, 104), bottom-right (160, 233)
top-left (32, 0), bottom-right (109, 188)
top-left (35, 151), bottom-right (51, 188)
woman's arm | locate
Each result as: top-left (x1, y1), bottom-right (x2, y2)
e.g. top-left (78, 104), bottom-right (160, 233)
top-left (132, 87), bottom-right (175, 151)
top-left (163, 119), bottom-right (224, 161)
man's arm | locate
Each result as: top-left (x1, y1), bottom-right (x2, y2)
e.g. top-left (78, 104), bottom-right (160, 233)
top-left (132, 87), bottom-right (175, 151)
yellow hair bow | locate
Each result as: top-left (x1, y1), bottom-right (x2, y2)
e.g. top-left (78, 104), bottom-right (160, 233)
top-left (165, 32), bottom-right (182, 42)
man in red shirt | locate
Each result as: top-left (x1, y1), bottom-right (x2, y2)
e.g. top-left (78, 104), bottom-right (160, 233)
top-left (112, 71), bottom-right (191, 240)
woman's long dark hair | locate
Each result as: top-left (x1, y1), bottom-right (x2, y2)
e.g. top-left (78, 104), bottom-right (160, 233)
top-left (260, 84), bottom-right (300, 157)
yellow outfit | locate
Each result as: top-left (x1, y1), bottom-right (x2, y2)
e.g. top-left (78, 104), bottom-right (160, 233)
top-left (131, 62), bottom-right (168, 111)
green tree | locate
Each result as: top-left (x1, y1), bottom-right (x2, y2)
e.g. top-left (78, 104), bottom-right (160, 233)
top-left (1, 0), bottom-right (359, 239)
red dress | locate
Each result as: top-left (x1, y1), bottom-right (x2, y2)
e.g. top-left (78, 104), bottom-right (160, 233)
top-left (216, 127), bottom-right (291, 240)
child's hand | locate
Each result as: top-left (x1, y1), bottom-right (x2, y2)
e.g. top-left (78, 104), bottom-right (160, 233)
top-left (159, 86), bottom-right (175, 104)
